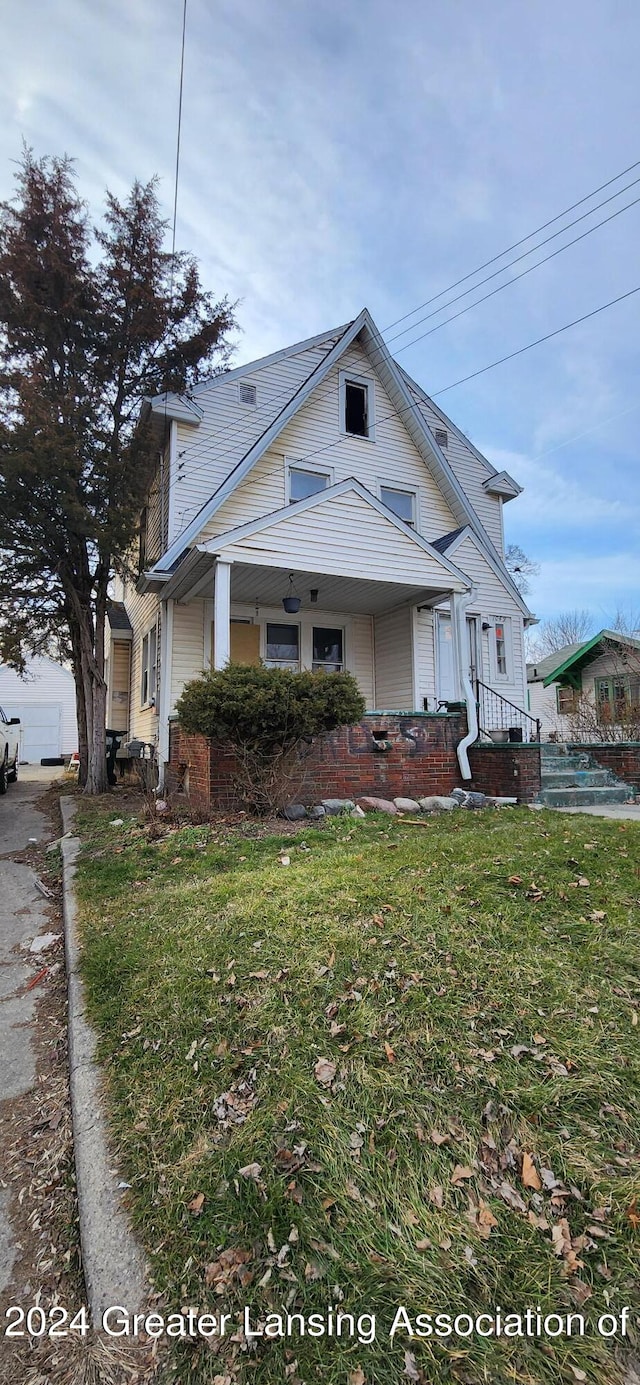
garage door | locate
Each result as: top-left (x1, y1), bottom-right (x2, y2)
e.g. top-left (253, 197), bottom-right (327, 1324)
top-left (3, 703), bottom-right (62, 763)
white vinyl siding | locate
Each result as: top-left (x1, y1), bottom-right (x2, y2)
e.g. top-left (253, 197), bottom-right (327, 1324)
top-left (198, 341), bottom-right (458, 547)
top-left (125, 586), bottom-right (161, 740)
top-left (0, 656), bottom-right (78, 757)
top-left (108, 640), bottom-right (131, 732)
top-left (170, 600), bottom-right (207, 711)
top-left (170, 335), bottom-right (345, 542)
top-left (373, 607), bottom-right (414, 710)
top-left (443, 535), bottom-right (527, 711)
top-left (217, 489), bottom-right (459, 588)
top-left (402, 382), bottom-right (505, 554)
top-left (412, 608), bottom-right (436, 710)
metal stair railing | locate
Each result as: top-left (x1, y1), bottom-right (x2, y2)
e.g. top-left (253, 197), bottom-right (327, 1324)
top-left (476, 680), bottom-right (541, 743)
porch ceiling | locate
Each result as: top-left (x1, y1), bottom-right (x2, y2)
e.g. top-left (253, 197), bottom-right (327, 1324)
top-left (181, 558), bottom-right (455, 615)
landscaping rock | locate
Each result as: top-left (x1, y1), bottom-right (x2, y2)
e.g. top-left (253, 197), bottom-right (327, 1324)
top-left (357, 796), bottom-right (398, 814)
top-left (393, 797), bottom-right (421, 813)
top-left (321, 799), bottom-right (355, 815)
top-left (307, 805), bottom-right (326, 820)
top-left (451, 788), bottom-right (488, 809)
top-left (418, 795), bottom-right (459, 812)
top-left (350, 805), bottom-right (366, 819)
top-left (282, 804), bottom-right (307, 821)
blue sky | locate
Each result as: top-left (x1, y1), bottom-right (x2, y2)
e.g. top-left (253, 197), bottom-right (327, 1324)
top-left (1, 0), bottom-right (638, 624)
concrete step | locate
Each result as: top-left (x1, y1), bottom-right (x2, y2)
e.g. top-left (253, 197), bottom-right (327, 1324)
top-left (540, 770), bottom-right (612, 789)
top-left (541, 757), bottom-right (591, 774)
top-left (540, 743), bottom-right (571, 757)
top-left (537, 785), bottom-right (632, 808)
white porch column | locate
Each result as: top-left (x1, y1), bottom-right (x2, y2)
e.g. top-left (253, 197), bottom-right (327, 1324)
top-left (213, 559), bottom-right (232, 669)
top-left (157, 597), bottom-right (174, 789)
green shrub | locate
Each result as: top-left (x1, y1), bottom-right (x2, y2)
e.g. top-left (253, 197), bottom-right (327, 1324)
top-left (175, 664), bottom-right (366, 811)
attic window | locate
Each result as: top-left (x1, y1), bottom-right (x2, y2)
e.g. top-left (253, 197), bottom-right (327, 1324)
top-left (345, 382), bottom-right (368, 436)
top-left (239, 382), bottom-right (257, 406)
top-left (434, 428), bottom-right (448, 448)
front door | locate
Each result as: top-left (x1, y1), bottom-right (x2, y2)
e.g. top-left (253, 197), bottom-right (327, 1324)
top-left (436, 614), bottom-right (456, 702)
top-left (466, 615), bottom-right (480, 696)
top-left (437, 613), bottom-right (480, 702)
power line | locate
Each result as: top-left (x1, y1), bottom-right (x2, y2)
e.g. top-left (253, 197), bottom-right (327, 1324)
top-left (390, 191), bottom-right (640, 356)
top-left (167, 159), bottom-right (640, 497)
top-left (172, 183), bottom-right (640, 497)
top-left (386, 175), bottom-right (640, 346)
top-left (383, 156), bottom-right (640, 333)
top-left (430, 283), bottom-right (640, 397)
top-left (169, 280), bottom-right (640, 545)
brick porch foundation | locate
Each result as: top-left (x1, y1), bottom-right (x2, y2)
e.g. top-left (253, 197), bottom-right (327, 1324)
top-left (167, 714), bottom-right (542, 809)
top-left (567, 742), bottom-right (640, 792)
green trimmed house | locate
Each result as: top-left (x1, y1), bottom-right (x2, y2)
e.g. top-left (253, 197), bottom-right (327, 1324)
top-left (527, 630), bottom-right (640, 742)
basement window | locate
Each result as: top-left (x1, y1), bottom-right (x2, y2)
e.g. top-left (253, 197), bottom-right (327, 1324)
top-left (238, 381), bottom-right (257, 406)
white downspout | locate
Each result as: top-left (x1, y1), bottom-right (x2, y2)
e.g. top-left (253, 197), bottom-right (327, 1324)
top-left (451, 589), bottom-right (478, 781)
top-left (157, 597), bottom-right (174, 790)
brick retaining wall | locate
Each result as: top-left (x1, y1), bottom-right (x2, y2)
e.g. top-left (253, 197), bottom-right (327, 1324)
top-left (568, 742), bottom-right (640, 792)
top-left (168, 715), bottom-right (542, 810)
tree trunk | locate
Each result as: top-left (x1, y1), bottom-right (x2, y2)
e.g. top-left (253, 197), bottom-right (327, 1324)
top-left (67, 596), bottom-right (109, 795)
top-left (68, 616), bottom-right (88, 787)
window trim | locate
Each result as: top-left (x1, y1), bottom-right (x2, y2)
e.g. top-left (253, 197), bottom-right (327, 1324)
top-left (377, 479), bottom-right (419, 529)
top-left (595, 674), bottom-right (640, 723)
top-left (339, 369), bottom-right (376, 441)
top-left (490, 615), bottom-right (513, 682)
top-left (238, 380), bottom-right (257, 407)
top-left (285, 457), bottom-right (334, 504)
top-left (140, 622), bottom-right (158, 708)
top-left (311, 625), bottom-right (345, 674)
top-left (556, 685), bottom-right (578, 716)
top-left (263, 620), bottom-right (301, 671)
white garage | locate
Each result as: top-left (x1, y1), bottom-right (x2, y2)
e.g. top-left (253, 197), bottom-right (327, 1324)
top-left (0, 657), bottom-right (77, 762)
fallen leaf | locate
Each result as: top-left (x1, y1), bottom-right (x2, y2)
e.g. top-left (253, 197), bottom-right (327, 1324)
top-left (187, 1192), bottom-right (205, 1216)
top-left (429, 1185), bottom-right (444, 1208)
top-left (415, 1236), bottom-right (432, 1250)
top-left (627, 1197), bottom-right (640, 1230)
top-left (508, 875), bottom-right (523, 885)
top-left (430, 1129), bottom-right (450, 1146)
top-left (314, 1057), bottom-right (336, 1087)
top-left (569, 1368), bottom-right (587, 1381)
top-left (349, 1371), bottom-right (366, 1385)
top-left (451, 1165), bottom-right (473, 1185)
top-left (238, 1163), bottom-right (262, 1181)
top-left (384, 1041), bottom-right (396, 1063)
top-left (477, 1201), bottom-right (498, 1238)
top-left (521, 1151), bottom-right (542, 1191)
top-left (498, 1180), bottom-right (527, 1213)
top-left (403, 1349), bottom-right (421, 1381)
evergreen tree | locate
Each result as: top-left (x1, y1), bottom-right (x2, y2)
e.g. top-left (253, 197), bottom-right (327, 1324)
top-left (0, 151), bottom-right (234, 791)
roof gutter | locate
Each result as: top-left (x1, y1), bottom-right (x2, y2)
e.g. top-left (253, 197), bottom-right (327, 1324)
top-left (451, 590), bottom-right (478, 781)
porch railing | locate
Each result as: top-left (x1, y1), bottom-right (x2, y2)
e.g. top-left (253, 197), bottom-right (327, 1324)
top-left (476, 680), bottom-right (541, 743)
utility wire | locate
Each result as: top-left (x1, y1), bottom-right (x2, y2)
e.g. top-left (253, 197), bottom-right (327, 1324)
top-left (168, 282), bottom-right (640, 544)
top-left (386, 174), bottom-right (640, 346)
top-left (383, 156), bottom-right (640, 333)
top-left (389, 191), bottom-right (640, 356)
top-left (168, 160), bottom-right (640, 495)
top-left (172, 187), bottom-right (640, 495)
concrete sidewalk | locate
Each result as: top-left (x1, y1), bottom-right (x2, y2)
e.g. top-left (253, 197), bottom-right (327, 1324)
top-left (0, 773), bottom-right (58, 1293)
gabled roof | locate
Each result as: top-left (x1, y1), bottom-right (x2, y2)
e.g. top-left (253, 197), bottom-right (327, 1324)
top-left (539, 629), bottom-right (640, 687)
top-left (106, 601), bottom-right (132, 633)
top-left (200, 477), bottom-right (471, 586)
top-left (527, 644), bottom-right (584, 682)
top-left (482, 470), bottom-right (522, 500)
top-left (149, 308), bottom-right (502, 577)
top-left (431, 524), bottom-right (533, 618)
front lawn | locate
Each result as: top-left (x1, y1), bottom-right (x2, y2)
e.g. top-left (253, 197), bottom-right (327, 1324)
top-left (75, 803), bottom-right (640, 1385)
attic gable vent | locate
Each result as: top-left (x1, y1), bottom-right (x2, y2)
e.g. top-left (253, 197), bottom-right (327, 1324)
top-left (239, 382), bottom-right (257, 406)
top-left (434, 428), bottom-right (448, 448)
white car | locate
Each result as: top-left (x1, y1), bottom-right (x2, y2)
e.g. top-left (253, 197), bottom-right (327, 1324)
top-left (0, 705), bottom-right (20, 793)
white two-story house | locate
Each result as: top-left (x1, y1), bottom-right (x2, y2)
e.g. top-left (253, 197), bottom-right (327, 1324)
top-left (110, 309), bottom-right (536, 785)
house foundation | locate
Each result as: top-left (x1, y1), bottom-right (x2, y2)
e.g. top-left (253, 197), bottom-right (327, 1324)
top-left (167, 713), bottom-right (542, 810)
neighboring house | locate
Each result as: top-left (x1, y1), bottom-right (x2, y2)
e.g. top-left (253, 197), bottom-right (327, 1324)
top-left (528, 630), bottom-right (640, 741)
top-left (0, 656), bottom-right (78, 762)
top-left (114, 308), bottom-right (536, 783)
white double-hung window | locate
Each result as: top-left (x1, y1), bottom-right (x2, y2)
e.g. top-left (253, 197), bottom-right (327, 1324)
top-left (140, 624), bottom-right (158, 706)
